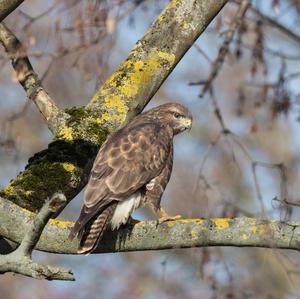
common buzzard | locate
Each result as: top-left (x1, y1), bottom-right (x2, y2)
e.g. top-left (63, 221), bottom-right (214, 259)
top-left (69, 103), bottom-right (192, 254)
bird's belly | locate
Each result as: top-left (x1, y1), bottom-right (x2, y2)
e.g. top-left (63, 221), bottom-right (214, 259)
top-left (110, 191), bottom-right (142, 230)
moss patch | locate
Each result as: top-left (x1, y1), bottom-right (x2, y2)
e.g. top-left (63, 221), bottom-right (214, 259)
top-left (0, 161), bottom-right (83, 211)
top-left (55, 107), bottom-right (110, 145)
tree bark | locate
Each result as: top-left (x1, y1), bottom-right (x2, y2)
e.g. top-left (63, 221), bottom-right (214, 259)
top-left (0, 0), bottom-right (237, 255)
top-left (0, 0), bottom-right (229, 212)
top-left (0, 0), bottom-right (24, 21)
top-left (1, 197), bottom-right (300, 254)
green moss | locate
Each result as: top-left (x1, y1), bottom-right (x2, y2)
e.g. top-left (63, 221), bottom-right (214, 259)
top-left (59, 106), bottom-right (110, 145)
top-left (0, 161), bottom-right (83, 211)
top-left (65, 106), bottom-right (87, 123)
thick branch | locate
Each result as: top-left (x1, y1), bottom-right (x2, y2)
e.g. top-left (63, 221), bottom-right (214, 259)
top-left (1, 197), bottom-right (300, 254)
top-left (0, 22), bottom-right (60, 126)
top-left (0, 0), bottom-right (229, 212)
top-left (87, 0), bottom-right (229, 121)
top-left (0, 0), bottom-right (24, 21)
top-left (0, 194), bottom-right (74, 281)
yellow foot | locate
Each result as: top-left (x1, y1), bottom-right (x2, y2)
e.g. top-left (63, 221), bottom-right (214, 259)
top-left (158, 214), bottom-right (181, 224)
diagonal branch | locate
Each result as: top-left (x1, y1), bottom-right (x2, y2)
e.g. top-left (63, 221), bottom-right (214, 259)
top-left (198, 0), bottom-right (250, 97)
top-left (87, 0), bottom-right (230, 121)
top-left (0, 0), bottom-right (230, 213)
top-left (0, 22), bottom-right (60, 126)
top-left (0, 0), bottom-right (25, 21)
top-left (0, 193), bottom-right (75, 281)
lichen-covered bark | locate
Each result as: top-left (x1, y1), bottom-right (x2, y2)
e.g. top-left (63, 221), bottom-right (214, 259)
top-left (0, 0), bottom-right (24, 21)
top-left (0, 0), bottom-right (229, 212)
top-left (1, 198), bottom-right (300, 254)
top-left (87, 0), bottom-right (229, 122)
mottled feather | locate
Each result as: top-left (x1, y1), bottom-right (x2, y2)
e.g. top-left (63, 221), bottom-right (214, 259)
top-left (69, 103), bottom-right (192, 254)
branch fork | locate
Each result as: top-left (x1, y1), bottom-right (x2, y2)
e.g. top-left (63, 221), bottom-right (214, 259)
top-left (0, 193), bottom-right (75, 281)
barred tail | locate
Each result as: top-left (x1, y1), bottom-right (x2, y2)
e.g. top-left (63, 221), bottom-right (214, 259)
top-left (70, 204), bottom-right (117, 254)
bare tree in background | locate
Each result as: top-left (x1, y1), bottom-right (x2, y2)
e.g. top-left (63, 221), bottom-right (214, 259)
top-left (1, 0), bottom-right (300, 297)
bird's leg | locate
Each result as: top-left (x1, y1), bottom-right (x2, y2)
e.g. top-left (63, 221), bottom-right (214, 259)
top-left (157, 207), bottom-right (181, 224)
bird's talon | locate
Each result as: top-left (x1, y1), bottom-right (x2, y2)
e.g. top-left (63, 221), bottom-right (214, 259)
top-left (158, 214), bottom-right (182, 224)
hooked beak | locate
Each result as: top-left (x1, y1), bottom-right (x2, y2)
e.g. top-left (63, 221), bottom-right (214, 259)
top-left (183, 117), bottom-right (192, 131)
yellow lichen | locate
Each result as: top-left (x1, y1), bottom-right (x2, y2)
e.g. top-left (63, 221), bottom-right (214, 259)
top-left (58, 127), bottom-right (73, 141)
top-left (182, 23), bottom-right (189, 30)
top-left (135, 221), bottom-right (145, 225)
top-left (90, 49), bottom-right (175, 112)
top-left (167, 221), bottom-right (175, 228)
top-left (21, 207), bottom-right (34, 216)
top-left (212, 218), bottom-right (230, 230)
top-left (250, 226), bottom-right (257, 234)
top-left (158, 0), bottom-right (178, 22)
top-left (49, 219), bottom-right (73, 229)
top-left (2, 181), bottom-right (14, 196)
top-left (157, 51), bottom-right (175, 64)
top-left (258, 224), bottom-right (265, 235)
top-left (178, 218), bottom-right (204, 224)
top-left (242, 233), bottom-right (248, 240)
top-left (63, 163), bottom-right (76, 172)
top-left (191, 229), bottom-right (198, 239)
top-left (103, 95), bottom-right (128, 123)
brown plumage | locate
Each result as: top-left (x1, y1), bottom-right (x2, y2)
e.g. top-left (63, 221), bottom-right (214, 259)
top-left (69, 103), bottom-right (192, 254)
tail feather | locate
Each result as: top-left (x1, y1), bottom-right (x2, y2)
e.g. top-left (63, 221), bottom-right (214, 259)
top-left (76, 204), bottom-right (117, 254)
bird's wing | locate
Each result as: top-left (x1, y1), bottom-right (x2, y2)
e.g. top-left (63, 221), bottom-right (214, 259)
top-left (73, 122), bottom-right (172, 231)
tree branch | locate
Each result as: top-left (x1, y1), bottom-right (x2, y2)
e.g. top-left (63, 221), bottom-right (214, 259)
top-left (0, 194), bottom-right (75, 281)
top-left (250, 6), bottom-right (300, 45)
top-left (0, 0), bottom-right (24, 21)
top-left (1, 197), bottom-right (300, 255)
top-left (87, 0), bottom-right (230, 120)
top-left (0, 22), bottom-right (60, 126)
top-left (0, 0), bottom-right (229, 212)
top-left (198, 0), bottom-right (250, 96)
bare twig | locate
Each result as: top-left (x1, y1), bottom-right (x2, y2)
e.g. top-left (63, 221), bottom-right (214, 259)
top-left (250, 6), bottom-right (300, 45)
top-left (0, 193), bottom-right (75, 281)
top-left (199, 0), bottom-right (250, 97)
top-left (0, 22), bottom-right (60, 123)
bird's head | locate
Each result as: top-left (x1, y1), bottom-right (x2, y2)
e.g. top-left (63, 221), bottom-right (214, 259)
top-left (152, 103), bottom-right (193, 135)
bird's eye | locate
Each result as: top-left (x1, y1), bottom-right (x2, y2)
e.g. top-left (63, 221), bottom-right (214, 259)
top-left (173, 113), bottom-right (180, 119)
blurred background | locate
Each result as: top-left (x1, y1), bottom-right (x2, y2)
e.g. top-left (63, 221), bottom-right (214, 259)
top-left (1, 0), bottom-right (300, 298)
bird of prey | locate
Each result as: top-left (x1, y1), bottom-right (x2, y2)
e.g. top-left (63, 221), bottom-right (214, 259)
top-left (69, 102), bottom-right (192, 254)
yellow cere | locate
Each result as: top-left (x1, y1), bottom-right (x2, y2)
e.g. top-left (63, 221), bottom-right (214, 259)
top-left (63, 163), bottom-right (76, 172)
top-left (212, 218), bottom-right (230, 230)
